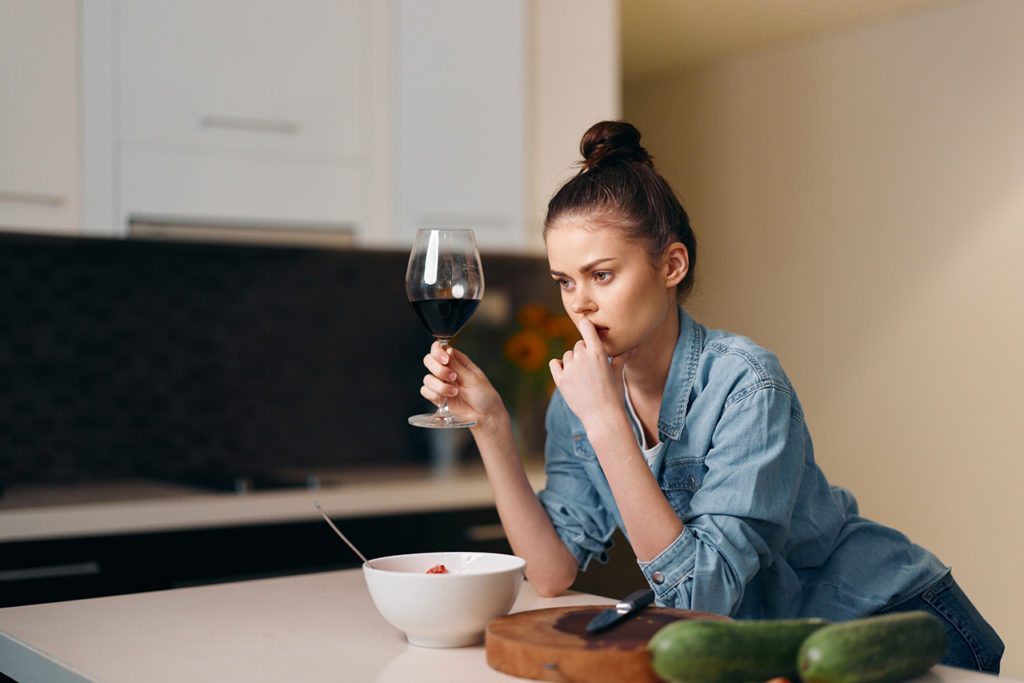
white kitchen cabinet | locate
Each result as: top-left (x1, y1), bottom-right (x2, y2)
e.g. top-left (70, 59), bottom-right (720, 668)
top-left (0, 0), bottom-right (80, 234)
top-left (112, 0), bottom-right (527, 250)
top-left (118, 1), bottom-right (364, 164)
top-left (114, 0), bottom-right (383, 238)
top-left (73, 1), bottom-right (612, 250)
top-left (390, 0), bottom-right (526, 253)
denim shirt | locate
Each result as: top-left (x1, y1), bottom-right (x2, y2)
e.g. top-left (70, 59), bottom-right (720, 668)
top-left (537, 307), bottom-right (947, 620)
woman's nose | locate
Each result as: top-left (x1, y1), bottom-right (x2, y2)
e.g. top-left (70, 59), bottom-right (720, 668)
top-left (570, 289), bottom-right (595, 314)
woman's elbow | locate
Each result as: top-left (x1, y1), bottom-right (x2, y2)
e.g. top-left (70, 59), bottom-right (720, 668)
top-left (526, 564), bottom-right (577, 597)
top-left (529, 575), bottom-right (574, 597)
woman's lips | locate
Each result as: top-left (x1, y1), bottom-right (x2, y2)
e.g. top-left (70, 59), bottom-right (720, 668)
top-left (596, 326), bottom-right (609, 339)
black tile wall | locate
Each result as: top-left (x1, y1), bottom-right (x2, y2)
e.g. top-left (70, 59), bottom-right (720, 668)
top-left (0, 232), bottom-right (559, 487)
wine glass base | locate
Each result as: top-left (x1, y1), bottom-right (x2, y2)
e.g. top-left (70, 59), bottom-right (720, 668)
top-left (408, 412), bottom-right (476, 429)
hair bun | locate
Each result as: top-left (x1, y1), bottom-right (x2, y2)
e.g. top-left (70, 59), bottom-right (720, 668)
top-left (579, 120), bottom-right (652, 171)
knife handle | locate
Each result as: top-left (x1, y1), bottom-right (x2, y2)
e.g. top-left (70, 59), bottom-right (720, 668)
top-left (617, 588), bottom-right (655, 611)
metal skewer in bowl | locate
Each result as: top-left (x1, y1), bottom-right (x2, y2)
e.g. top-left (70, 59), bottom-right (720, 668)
top-left (315, 502), bottom-right (368, 564)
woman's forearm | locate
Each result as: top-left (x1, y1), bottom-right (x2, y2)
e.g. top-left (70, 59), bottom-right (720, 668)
top-left (471, 414), bottom-right (578, 596)
top-left (585, 415), bottom-right (684, 562)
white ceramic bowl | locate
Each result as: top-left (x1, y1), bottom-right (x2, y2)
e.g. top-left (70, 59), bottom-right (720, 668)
top-left (362, 551), bottom-right (526, 647)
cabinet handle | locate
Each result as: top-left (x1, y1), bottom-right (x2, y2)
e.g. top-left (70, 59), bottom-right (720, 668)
top-left (0, 190), bottom-right (66, 207)
top-left (199, 114), bottom-right (300, 135)
top-left (0, 561), bottom-right (101, 582)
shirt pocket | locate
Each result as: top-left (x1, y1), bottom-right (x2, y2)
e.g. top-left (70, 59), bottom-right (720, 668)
top-left (660, 456), bottom-right (707, 510)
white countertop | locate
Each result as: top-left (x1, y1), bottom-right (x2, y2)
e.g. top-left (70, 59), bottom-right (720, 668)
top-left (0, 467), bottom-right (546, 543)
top-left (0, 569), bottom-right (1010, 683)
top-left (0, 569), bottom-right (609, 683)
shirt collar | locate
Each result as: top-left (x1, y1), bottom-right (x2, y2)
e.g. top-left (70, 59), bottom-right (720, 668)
top-left (657, 306), bottom-right (703, 441)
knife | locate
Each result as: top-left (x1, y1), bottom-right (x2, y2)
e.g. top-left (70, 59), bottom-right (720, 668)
top-left (585, 588), bottom-right (656, 633)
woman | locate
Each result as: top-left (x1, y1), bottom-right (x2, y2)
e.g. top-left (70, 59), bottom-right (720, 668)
top-left (418, 121), bottom-right (1002, 672)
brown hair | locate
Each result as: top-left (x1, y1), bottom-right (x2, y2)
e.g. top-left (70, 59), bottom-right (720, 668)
top-left (544, 121), bottom-right (697, 302)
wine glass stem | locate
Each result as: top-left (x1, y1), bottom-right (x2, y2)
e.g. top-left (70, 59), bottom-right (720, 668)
top-left (437, 339), bottom-right (453, 420)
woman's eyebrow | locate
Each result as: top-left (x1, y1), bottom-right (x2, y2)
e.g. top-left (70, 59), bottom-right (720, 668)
top-left (550, 257), bottom-right (616, 279)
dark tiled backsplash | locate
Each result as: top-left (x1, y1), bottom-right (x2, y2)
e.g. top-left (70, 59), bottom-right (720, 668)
top-left (0, 232), bottom-right (560, 486)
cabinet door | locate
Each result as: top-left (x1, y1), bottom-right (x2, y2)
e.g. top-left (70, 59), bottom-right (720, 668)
top-left (118, 0), bottom-right (365, 163)
top-left (394, 0), bottom-right (527, 252)
top-left (0, 0), bottom-right (80, 233)
top-left (116, 0), bottom-right (373, 233)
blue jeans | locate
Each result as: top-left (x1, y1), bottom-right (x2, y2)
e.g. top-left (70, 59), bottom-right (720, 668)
top-left (878, 572), bottom-right (1003, 673)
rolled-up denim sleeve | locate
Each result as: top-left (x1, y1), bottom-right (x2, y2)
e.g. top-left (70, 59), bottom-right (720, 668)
top-left (536, 394), bottom-right (618, 570)
top-left (639, 381), bottom-right (804, 615)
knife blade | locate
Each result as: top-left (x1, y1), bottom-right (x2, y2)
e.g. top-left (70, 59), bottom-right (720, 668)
top-left (585, 588), bottom-right (656, 633)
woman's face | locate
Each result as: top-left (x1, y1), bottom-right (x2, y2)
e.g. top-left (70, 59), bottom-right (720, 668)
top-left (546, 218), bottom-right (684, 358)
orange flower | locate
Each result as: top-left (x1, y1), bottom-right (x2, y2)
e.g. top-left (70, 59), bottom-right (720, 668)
top-left (503, 330), bottom-right (549, 372)
top-left (543, 314), bottom-right (580, 343)
top-left (517, 303), bottom-right (549, 331)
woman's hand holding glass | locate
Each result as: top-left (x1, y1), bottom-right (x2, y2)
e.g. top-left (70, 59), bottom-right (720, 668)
top-left (420, 341), bottom-right (507, 435)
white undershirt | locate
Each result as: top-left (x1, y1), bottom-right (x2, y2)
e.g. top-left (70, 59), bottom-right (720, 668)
top-left (623, 376), bottom-right (664, 467)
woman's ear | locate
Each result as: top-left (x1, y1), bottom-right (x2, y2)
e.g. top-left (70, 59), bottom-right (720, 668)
top-left (663, 242), bottom-right (689, 288)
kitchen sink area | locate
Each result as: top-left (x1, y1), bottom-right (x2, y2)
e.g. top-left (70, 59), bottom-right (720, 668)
top-left (0, 462), bottom-right (484, 509)
top-left (0, 478), bottom-right (212, 510)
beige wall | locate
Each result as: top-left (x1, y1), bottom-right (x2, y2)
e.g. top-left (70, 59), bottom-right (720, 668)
top-left (627, 0), bottom-right (1023, 674)
top-left (527, 0), bottom-right (621, 253)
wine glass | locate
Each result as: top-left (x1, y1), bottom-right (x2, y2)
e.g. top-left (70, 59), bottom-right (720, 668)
top-left (406, 228), bottom-right (485, 428)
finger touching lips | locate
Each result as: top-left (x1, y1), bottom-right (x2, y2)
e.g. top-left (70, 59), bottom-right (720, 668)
top-left (575, 317), bottom-right (602, 346)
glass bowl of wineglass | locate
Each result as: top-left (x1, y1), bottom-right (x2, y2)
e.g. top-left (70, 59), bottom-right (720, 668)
top-left (405, 228), bottom-right (484, 428)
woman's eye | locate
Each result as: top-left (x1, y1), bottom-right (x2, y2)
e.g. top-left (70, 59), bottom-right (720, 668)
top-left (555, 277), bottom-right (573, 291)
top-left (594, 271), bottom-right (612, 283)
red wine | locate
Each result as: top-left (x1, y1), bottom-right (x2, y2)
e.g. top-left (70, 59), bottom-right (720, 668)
top-left (410, 298), bottom-right (480, 339)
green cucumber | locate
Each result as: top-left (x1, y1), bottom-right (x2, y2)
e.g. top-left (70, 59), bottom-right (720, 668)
top-left (797, 611), bottom-right (947, 683)
top-left (647, 618), bottom-right (829, 683)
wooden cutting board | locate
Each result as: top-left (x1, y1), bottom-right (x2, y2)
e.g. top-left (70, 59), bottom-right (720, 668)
top-left (485, 605), bottom-right (728, 682)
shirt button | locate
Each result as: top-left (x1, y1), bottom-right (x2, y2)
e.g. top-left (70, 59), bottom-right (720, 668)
top-left (651, 571), bottom-right (665, 585)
